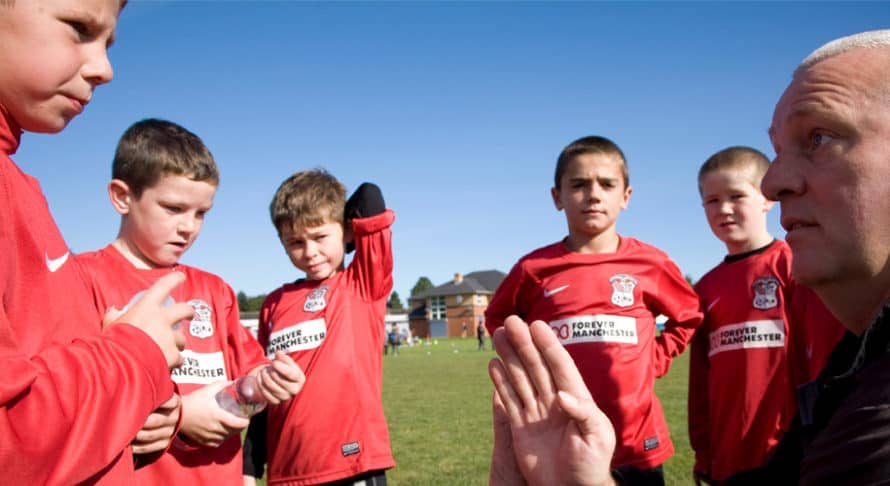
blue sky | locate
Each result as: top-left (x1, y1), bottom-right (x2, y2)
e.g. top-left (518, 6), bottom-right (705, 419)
top-left (17, 1), bottom-right (889, 302)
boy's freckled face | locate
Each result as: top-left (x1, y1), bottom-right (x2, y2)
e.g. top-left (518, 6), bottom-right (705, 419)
top-left (700, 167), bottom-right (772, 254)
top-left (0, 0), bottom-right (121, 133)
top-left (120, 175), bottom-right (216, 269)
top-left (279, 221), bottom-right (345, 281)
top-left (552, 153), bottom-right (631, 239)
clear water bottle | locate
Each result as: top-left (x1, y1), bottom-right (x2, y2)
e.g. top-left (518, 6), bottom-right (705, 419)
top-left (215, 374), bottom-right (268, 418)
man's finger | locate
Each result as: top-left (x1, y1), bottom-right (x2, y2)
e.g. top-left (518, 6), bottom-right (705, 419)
top-left (488, 358), bottom-right (524, 427)
top-left (492, 323), bottom-right (539, 414)
top-left (530, 320), bottom-right (593, 401)
top-left (505, 317), bottom-right (558, 406)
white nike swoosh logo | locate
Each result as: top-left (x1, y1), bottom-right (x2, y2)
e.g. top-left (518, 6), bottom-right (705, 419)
top-left (706, 297), bottom-right (721, 312)
top-left (46, 251), bottom-right (70, 273)
top-left (543, 285), bottom-right (570, 298)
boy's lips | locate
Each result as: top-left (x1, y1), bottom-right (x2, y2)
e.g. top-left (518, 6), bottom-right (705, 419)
top-left (65, 96), bottom-right (88, 114)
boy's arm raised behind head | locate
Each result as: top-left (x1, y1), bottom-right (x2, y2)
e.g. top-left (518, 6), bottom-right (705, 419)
top-left (344, 183), bottom-right (394, 301)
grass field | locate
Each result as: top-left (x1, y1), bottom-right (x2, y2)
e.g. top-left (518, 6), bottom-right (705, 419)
top-left (382, 337), bottom-right (693, 485)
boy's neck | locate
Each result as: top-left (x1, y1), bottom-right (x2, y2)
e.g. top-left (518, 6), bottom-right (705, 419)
top-left (563, 230), bottom-right (621, 254)
top-left (111, 238), bottom-right (174, 270)
top-left (724, 231), bottom-right (774, 256)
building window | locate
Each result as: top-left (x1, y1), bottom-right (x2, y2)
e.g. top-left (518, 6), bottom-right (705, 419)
top-left (430, 296), bottom-right (446, 320)
top-left (475, 295), bottom-right (485, 306)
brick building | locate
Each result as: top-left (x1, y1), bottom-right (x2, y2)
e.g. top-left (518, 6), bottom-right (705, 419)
top-left (408, 270), bottom-right (505, 339)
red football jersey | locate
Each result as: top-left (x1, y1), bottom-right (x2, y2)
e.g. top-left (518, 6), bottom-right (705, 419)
top-left (688, 240), bottom-right (844, 481)
top-left (0, 112), bottom-right (174, 484)
top-left (486, 237), bottom-right (703, 469)
top-left (259, 210), bottom-right (395, 485)
top-left (77, 244), bottom-right (268, 486)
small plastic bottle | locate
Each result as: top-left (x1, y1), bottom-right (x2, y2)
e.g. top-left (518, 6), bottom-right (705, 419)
top-left (215, 374), bottom-right (268, 418)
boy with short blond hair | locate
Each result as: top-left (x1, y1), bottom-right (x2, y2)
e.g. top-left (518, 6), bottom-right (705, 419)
top-left (0, 1), bottom-right (192, 483)
top-left (688, 146), bottom-right (843, 484)
top-left (76, 118), bottom-right (305, 485)
top-left (486, 135), bottom-right (703, 485)
top-left (244, 169), bottom-right (396, 485)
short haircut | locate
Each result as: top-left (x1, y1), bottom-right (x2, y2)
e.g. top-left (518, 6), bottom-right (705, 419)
top-left (797, 29), bottom-right (890, 74)
top-left (112, 118), bottom-right (218, 197)
top-left (698, 146), bottom-right (770, 195)
top-left (554, 136), bottom-right (629, 189)
top-left (270, 168), bottom-right (346, 234)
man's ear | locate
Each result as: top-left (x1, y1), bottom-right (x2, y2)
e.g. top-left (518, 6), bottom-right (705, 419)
top-left (551, 187), bottom-right (563, 211)
top-left (108, 179), bottom-right (133, 215)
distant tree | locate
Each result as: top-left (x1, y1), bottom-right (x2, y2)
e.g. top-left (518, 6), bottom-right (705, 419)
top-left (247, 294), bottom-right (267, 312)
top-left (387, 291), bottom-right (405, 312)
top-left (685, 274), bottom-right (696, 286)
top-left (237, 291), bottom-right (250, 311)
top-left (411, 276), bottom-right (434, 297)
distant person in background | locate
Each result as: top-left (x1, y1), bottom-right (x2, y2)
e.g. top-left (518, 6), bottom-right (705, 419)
top-left (389, 322), bottom-right (402, 356)
top-left (688, 146), bottom-right (843, 484)
top-left (487, 29), bottom-right (890, 486)
top-left (485, 135), bottom-right (703, 485)
top-left (462, 321), bottom-right (468, 338)
top-left (478, 321), bottom-right (486, 351)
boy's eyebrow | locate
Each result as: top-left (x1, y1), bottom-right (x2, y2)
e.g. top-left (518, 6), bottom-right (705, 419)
top-left (59, 7), bottom-right (117, 46)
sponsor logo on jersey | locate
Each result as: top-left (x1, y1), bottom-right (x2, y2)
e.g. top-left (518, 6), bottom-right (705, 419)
top-left (708, 319), bottom-right (785, 357)
top-left (171, 350), bottom-right (227, 384)
top-left (549, 314), bottom-right (638, 345)
top-left (341, 441), bottom-right (361, 457)
top-left (752, 276), bottom-right (779, 310)
top-left (187, 299), bottom-right (214, 339)
top-left (304, 285), bottom-right (329, 312)
top-left (266, 318), bottom-right (327, 357)
top-left (543, 284), bottom-right (570, 298)
top-left (609, 274), bottom-right (637, 308)
top-left (643, 436), bottom-right (660, 451)
top-left (45, 251), bottom-right (70, 273)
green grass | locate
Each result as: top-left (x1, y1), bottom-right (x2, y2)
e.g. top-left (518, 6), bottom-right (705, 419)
top-left (382, 338), bottom-right (693, 485)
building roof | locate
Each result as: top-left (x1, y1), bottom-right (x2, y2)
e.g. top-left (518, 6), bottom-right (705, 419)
top-left (414, 269), bottom-right (506, 299)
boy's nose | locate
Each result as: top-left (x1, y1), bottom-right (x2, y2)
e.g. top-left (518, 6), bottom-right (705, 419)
top-left (178, 217), bottom-right (199, 235)
top-left (82, 44), bottom-right (114, 87)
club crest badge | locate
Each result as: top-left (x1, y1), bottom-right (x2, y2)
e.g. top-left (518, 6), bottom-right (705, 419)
top-left (187, 299), bottom-right (214, 339)
top-left (304, 285), bottom-right (329, 312)
top-left (752, 276), bottom-right (779, 310)
top-left (609, 274), bottom-right (637, 308)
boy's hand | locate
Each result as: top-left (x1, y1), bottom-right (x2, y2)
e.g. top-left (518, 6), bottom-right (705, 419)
top-left (254, 351), bottom-right (306, 405)
top-left (112, 272), bottom-right (191, 369)
top-left (243, 476), bottom-right (258, 486)
top-left (132, 394), bottom-right (181, 454)
top-left (180, 382), bottom-right (251, 448)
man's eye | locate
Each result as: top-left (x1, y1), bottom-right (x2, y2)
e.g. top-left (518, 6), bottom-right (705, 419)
top-left (810, 131), bottom-right (834, 151)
